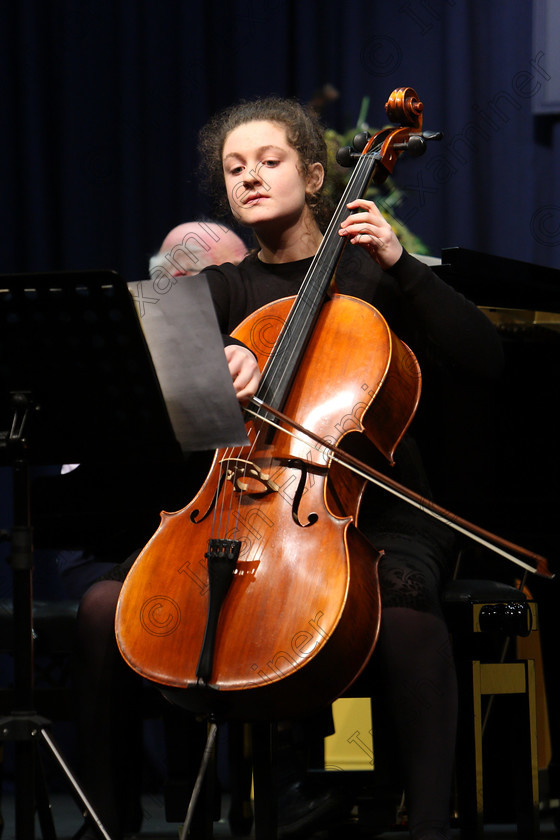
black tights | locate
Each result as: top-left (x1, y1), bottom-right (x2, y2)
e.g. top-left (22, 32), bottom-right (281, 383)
top-left (373, 605), bottom-right (457, 840)
top-left (76, 580), bottom-right (142, 839)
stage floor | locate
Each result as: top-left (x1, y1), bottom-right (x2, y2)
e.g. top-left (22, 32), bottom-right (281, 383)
top-left (1, 793), bottom-right (559, 839)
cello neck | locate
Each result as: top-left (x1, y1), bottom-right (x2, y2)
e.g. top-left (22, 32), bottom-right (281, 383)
top-left (253, 144), bottom-right (384, 415)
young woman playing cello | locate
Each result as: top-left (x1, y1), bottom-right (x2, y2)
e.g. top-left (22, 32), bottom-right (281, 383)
top-left (193, 96), bottom-right (503, 840)
top-left (79, 97), bottom-right (503, 840)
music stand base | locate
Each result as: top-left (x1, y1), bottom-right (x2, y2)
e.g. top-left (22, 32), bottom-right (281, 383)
top-left (0, 713), bottom-right (113, 840)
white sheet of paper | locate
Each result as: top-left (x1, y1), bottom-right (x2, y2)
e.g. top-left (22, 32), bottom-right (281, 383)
top-left (128, 273), bottom-right (249, 451)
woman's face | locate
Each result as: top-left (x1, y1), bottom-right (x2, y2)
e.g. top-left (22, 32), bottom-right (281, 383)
top-left (221, 120), bottom-right (322, 231)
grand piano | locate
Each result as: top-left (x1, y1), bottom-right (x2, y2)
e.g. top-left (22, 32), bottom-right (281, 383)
top-left (432, 247), bottom-right (560, 816)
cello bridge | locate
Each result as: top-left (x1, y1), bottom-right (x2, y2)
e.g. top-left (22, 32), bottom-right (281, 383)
top-left (221, 457), bottom-right (279, 494)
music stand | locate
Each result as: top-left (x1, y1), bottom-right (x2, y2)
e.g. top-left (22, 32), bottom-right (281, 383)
top-left (0, 269), bottom-right (241, 838)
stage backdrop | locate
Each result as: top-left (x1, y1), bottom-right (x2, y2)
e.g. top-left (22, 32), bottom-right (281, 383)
top-left (1, 0), bottom-right (559, 285)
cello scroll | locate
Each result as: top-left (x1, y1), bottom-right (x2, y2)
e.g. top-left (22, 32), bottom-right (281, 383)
top-left (336, 86), bottom-right (442, 183)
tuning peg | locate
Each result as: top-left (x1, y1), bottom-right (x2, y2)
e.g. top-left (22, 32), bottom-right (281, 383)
top-left (393, 135), bottom-right (427, 156)
top-left (404, 134), bottom-right (427, 156)
top-left (393, 129), bottom-right (443, 157)
top-left (353, 131), bottom-right (370, 152)
top-left (336, 145), bottom-right (360, 167)
top-left (422, 130), bottom-right (444, 142)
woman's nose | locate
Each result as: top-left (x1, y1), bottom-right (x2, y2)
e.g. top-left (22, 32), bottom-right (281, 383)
top-left (244, 162), bottom-right (266, 187)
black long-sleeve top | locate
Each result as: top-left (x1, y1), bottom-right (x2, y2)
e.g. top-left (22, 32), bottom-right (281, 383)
top-left (204, 247), bottom-right (504, 382)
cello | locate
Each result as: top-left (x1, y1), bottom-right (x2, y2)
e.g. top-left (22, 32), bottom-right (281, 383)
top-left (115, 88), bottom-right (551, 722)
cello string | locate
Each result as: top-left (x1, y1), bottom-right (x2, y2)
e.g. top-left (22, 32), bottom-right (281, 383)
top-left (229, 424), bottom-right (262, 537)
top-left (213, 444), bottom-right (242, 540)
top-left (211, 422), bottom-right (265, 544)
top-left (214, 153), bottom-right (380, 546)
top-left (208, 447), bottom-right (231, 538)
top-left (215, 145), bottom-right (394, 542)
top-left (211, 157), bottom-right (379, 545)
top-left (254, 153), bottom-right (375, 410)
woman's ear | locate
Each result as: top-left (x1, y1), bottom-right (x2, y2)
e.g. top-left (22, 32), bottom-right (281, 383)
top-left (306, 162), bottom-right (324, 195)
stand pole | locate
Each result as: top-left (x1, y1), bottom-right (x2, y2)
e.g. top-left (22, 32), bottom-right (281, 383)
top-left (11, 456), bottom-right (37, 838)
top-left (0, 398), bottom-right (112, 839)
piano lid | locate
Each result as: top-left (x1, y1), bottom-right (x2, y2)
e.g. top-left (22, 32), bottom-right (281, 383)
top-left (434, 246), bottom-right (560, 313)
top-left (479, 306), bottom-right (560, 331)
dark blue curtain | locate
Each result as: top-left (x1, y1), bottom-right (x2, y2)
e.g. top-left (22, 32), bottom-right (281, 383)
top-left (2, 0), bottom-right (559, 284)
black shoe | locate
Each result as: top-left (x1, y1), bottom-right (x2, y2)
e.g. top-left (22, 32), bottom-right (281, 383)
top-left (277, 780), bottom-right (353, 839)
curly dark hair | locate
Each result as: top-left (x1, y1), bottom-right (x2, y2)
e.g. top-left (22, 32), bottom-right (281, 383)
top-left (197, 96), bottom-right (332, 230)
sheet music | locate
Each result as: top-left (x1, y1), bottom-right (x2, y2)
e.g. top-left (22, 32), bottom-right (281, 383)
top-left (128, 273), bottom-right (249, 452)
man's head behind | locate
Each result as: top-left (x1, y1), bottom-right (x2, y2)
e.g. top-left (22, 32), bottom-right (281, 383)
top-left (149, 221), bottom-right (247, 279)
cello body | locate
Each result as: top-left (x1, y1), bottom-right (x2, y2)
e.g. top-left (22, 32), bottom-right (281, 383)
top-left (115, 293), bottom-right (421, 720)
